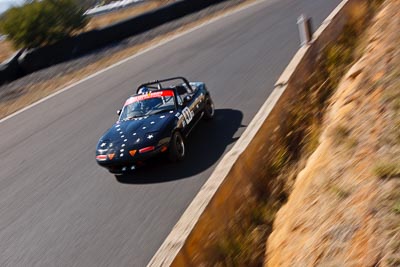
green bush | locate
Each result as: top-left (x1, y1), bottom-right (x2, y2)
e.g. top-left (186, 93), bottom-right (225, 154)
top-left (0, 0), bottom-right (87, 49)
top-left (373, 162), bottom-right (400, 179)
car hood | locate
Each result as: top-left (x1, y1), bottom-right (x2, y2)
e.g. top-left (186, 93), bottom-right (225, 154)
top-left (99, 111), bottom-right (176, 147)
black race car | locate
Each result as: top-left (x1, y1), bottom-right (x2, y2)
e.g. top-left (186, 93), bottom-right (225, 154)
top-left (96, 77), bottom-right (214, 175)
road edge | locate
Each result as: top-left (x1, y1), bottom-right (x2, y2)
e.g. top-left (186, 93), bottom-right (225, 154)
top-left (147, 0), bottom-right (357, 265)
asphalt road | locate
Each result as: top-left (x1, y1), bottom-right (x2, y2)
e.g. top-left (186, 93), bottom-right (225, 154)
top-left (0, 0), bottom-right (342, 266)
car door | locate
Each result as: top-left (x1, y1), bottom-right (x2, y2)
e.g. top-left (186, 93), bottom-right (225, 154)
top-left (180, 95), bottom-right (196, 134)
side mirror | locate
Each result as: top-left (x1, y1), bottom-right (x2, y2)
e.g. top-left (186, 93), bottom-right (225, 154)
top-left (117, 109), bottom-right (121, 116)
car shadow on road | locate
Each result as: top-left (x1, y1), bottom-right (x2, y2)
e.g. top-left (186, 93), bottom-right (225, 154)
top-left (116, 108), bottom-right (244, 184)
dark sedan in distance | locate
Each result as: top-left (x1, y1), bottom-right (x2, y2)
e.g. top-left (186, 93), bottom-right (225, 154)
top-left (96, 77), bottom-right (214, 176)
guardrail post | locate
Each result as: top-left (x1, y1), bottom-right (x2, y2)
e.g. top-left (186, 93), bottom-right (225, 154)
top-left (297, 14), bottom-right (312, 46)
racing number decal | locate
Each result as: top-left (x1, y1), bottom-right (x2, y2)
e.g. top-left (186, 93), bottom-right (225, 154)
top-left (182, 107), bottom-right (194, 125)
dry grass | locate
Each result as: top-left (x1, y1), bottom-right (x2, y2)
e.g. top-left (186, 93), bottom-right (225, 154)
top-left (393, 201), bottom-right (400, 214)
top-left (213, 199), bottom-right (276, 267)
top-left (0, 0), bottom-right (255, 120)
top-left (374, 162), bottom-right (400, 179)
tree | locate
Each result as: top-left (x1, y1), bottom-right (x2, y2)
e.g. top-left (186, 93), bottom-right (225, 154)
top-left (0, 0), bottom-right (88, 49)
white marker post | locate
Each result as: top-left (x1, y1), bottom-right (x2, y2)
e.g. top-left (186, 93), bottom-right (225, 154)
top-left (297, 14), bottom-right (312, 46)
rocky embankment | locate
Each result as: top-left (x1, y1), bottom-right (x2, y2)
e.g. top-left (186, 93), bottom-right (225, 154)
top-left (266, 0), bottom-right (400, 265)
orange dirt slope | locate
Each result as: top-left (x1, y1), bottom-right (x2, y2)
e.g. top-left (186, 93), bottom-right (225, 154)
top-left (266, 0), bottom-right (400, 266)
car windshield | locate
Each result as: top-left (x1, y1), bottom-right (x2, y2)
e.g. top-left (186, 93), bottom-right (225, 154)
top-left (119, 90), bottom-right (176, 121)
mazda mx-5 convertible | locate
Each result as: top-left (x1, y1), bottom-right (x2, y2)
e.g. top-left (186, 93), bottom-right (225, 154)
top-left (96, 77), bottom-right (214, 175)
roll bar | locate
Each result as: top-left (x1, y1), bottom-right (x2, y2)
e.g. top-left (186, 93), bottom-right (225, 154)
top-left (136, 76), bottom-right (192, 93)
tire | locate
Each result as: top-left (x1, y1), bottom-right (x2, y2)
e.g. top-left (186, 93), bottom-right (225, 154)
top-left (168, 131), bottom-right (185, 162)
top-left (203, 95), bottom-right (214, 120)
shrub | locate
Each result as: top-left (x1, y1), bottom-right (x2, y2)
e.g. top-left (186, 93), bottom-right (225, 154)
top-left (373, 162), bottom-right (400, 179)
top-left (0, 0), bottom-right (87, 49)
top-left (393, 201), bottom-right (400, 214)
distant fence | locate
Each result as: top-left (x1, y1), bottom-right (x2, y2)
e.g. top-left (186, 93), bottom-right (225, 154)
top-left (0, 0), bottom-right (230, 85)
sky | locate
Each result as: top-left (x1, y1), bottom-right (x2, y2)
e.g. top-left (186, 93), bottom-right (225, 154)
top-left (0, 0), bottom-right (25, 14)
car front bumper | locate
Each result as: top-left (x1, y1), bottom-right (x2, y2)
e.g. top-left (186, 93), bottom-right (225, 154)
top-left (96, 144), bottom-right (168, 174)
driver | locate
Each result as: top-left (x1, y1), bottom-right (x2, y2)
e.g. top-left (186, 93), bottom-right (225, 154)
top-left (138, 86), bottom-right (150, 95)
top-left (142, 98), bottom-right (162, 112)
top-left (137, 87), bottom-right (163, 113)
